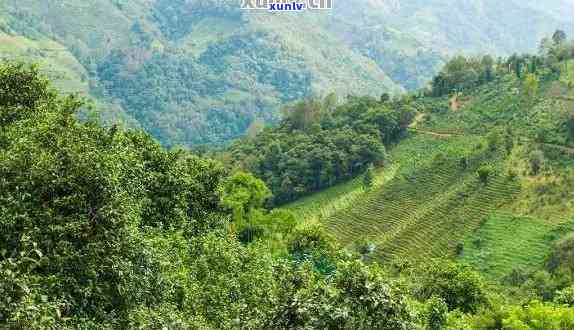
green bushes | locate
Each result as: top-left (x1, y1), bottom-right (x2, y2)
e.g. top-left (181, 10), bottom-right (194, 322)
top-left (0, 62), bottom-right (56, 126)
top-left (220, 171), bottom-right (271, 221)
top-left (0, 63), bottom-right (225, 327)
top-left (546, 233), bottom-right (574, 273)
top-left (228, 95), bottom-right (415, 205)
top-left (555, 285), bottom-right (574, 306)
top-left (0, 63), bottom-right (426, 328)
top-left (362, 164), bottom-right (375, 190)
top-left (529, 149), bottom-right (546, 175)
top-left (412, 260), bottom-right (488, 313)
top-left (469, 302), bottom-right (574, 330)
top-left (502, 302), bottom-right (574, 330)
top-left (430, 55), bottom-right (496, 97)
top-left (477, 165), bottom-right (494, 184)
top-left (426, 296), bottom-right (448, 330)
top-left (270, 261), bottom-right (419, 329)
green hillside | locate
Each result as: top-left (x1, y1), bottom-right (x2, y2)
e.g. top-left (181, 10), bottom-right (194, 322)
top-left (5, 33), bottom-right (574, 329)
top-left (1, 0), bottom-right (573, 147)
top-left (285, 58), bottom-right (574, 281)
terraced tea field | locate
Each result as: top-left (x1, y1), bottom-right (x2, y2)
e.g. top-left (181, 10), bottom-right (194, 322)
top-left (284, 71), bottom-right (574, 279)
top-left (459, 213), bottom-right (556, 280)
top-left (320, 132), bottom-right (523, 262)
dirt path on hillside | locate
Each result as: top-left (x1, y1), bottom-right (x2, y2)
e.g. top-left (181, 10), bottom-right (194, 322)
top-left (412, 128), bottom-right (574, 153)
top-left (409, 111), bottom-right (574, 152)
top-left (540, 143), bottom-right (574, 155)
top-left (408, 112), bottom-right (456, 138)
top-left (408, 113), bottom-right (427, 129)
top-left (409, 128), bottom-right (454, 138)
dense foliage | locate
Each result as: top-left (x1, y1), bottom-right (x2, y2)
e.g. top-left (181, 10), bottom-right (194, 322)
top-left (227, 95), bottom-right (417, 205)
top-left (0, 62), bottom-right (426, 329)
top-left (430, 30), bottom-right (574, 97)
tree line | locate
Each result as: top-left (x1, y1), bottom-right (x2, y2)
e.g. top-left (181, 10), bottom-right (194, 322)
top-left (225, 94), bottom-right (418, 205)
top-left (430, 30), bottom-right (574, 97)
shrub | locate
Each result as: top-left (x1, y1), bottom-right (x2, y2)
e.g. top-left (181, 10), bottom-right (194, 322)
top-left (502, 302), bottom-right (574, 330)
top-left (456, 242), bottom-right (465, 256)
top-left (477, 165), bottom-right (494, 184)
top-left (413, 260), bottom-right (488, 313)
top-left (427, 296), bottom-right (448, 330)
top-left (554, 285), bottom-right (574, 306)
top-left (529, 150), bottom-right (545, 175)
top-left (546, 233), bottom-right (574, 273)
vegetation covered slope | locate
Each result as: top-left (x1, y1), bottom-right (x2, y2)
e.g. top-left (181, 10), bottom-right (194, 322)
top-left (1, 0), bottom-right (574, 147)
top-left (226, 94), bottom-right (417, 205)
top-left (0, 62), bottom-right (423, 329)
top-left (8, 61), bottom-right (569, 330)
top-left (282, 33), bottom-right (574, 285)
top-left (4, 49), bottom-right (574, 328)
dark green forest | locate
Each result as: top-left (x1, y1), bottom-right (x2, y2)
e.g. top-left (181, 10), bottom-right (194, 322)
top-left (226, 95), bottom-right (417, 205)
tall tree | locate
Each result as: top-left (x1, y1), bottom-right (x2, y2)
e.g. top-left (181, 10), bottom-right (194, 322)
top-left (362, 164), bottom-right (375, 190)
top-left (553, 29), bottom-right (567, 46)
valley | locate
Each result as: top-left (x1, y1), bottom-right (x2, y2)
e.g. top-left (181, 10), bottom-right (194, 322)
top-left (2, 0), bottom-right (574, 146)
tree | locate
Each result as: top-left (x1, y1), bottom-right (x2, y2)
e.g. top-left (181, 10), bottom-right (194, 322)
top-left (246, 119), bottom-right (265, 140)
top-left (362, 164), bottom-right (375, 190)
top-left (414, 260), bottom-right (487, 313)
top-left (487, 130), bottom-right (502, 151)
top-left (284, 99), bottom-right (323, 131)
top-left (566, 110), bottom-right (574, 140)
top-left (528, 150), bottom-right (545, 175)
top-left (502, 302), bottom-right (574, 329)
top-left (513, 56), bottom-right (523, 78)
top-left (322, 92), bottom-right (338, 114)
top-left (555, 285), bottom-right (574, 307)
top-left (552, 29), bottom-right (567, 46)
top-left (427, 297), bottom-right (448, 330)
top-left (539, 37), bottom-right (554, 56)
top-left (523, 73), bottom-right (540, 105)
top-left (220, 172), bottom-right (271, 221)
top-left (477, 165), bottom-right (493, 184)
top-left (0, 63), bottom-right (57, 126)
top-left (380, 92), bottom-right (391, 103)
top-left (0, 62), bottom-right (230, 327)
top-left (546, 233), bottom-right (574, 273)
top-left (480, 55), bottom-right (495, 83)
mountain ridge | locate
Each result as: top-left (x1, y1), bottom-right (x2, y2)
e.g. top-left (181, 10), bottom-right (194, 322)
top-left (1, 0), bottom-right (573, 146)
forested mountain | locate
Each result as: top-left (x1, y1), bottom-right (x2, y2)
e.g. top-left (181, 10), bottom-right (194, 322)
top-left (1, 0), bottom-right (573, 147)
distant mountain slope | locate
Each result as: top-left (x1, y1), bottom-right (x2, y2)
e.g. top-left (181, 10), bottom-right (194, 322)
top-left (1, 0), bottom-right (572, 146)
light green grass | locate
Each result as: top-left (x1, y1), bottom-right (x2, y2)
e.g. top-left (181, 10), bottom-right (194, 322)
top-left (0, 32), bottom-right (88, 94)
top-left (559, 59), bottom-right (574, 89)
top-left (285, 163), bottom-right (399, 225)
top-left (459, 213), bottom-right (556, 280)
